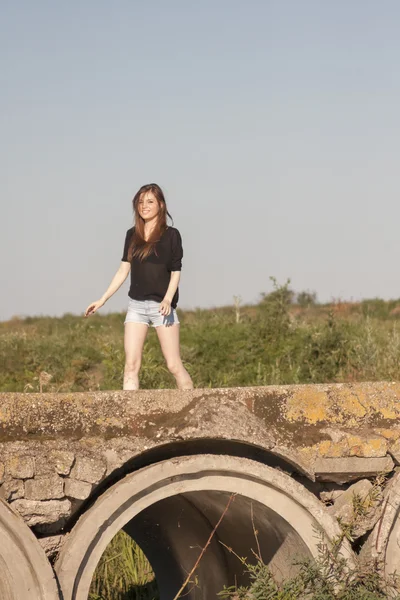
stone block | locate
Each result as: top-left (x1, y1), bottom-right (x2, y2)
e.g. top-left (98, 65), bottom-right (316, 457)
top-left (330, 479), bottom-right (372, 521)
top-left (38, 534), bottom-right (63, 560)
top-left (315, 456), bottom-right (394, 484)
top-left (70, 456), bottom-right (106, 484)
top-left (316, 434), bottom-right (388, 459)
top-left (318, 439), bottom-right (349, 458)
top-left (0, 462), bottom-right (4, 484)
top-left (35, 451), bottom-right (75, 476)
top-left (329, 479), bottom-right (382, 538)
top-left (11, 499), bottom-right (71, 526)
top-left (25, 475), bottom-right (64, 501)
top-left (6, 456), bottom-right (34, 479)
top-left (65, 478), bottom-right (92, 500)
top-left (388, 438), bottom-right (400, 465)
top-left (34, 457), bottom-right (53, 476)
top-left (52, 451), bottom-right (75, 475)
top-left (346, 435), bottom-right (388, 458)
top-left (0, 479), bottom-right (24, 501)
top-left (104, 449), bottom-right (124, 476)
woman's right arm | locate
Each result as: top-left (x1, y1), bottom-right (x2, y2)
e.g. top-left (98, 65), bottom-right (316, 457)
top-left (84, 261), bottom-right (131, 317)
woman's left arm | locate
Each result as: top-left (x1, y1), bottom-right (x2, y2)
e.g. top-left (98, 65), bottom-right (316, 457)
top-left (160, 272), bottom-right (181, 316)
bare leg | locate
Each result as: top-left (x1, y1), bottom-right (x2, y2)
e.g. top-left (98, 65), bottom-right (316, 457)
top-left (156, 324), bottom-right (193, 390)
top-left (123, 323), bottom-right (148, 390)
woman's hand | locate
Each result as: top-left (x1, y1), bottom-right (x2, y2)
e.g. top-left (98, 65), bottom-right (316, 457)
top-left (159, 298), bottom-right (172, 316)
top-left (84, 299), bottom-right (105, 317)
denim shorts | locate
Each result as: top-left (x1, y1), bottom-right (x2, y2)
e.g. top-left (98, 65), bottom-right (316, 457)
top-left (124, 298), bottom-right (180, 328)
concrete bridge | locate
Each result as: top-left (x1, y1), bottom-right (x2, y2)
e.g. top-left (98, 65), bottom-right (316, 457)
top-left (1, 382), bottom-right (400, 599)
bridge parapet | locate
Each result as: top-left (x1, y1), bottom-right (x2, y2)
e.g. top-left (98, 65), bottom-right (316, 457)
top-left (1, 382), bottom-right (399, 485)
top-left (0, 382), bottom-right (400, 599)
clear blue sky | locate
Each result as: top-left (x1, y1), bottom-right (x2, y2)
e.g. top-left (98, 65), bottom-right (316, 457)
top-left (2, 1), bottom-right (400, 320)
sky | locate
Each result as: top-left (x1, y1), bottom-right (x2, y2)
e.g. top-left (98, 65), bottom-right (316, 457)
top-left (1, 1), bottom-right (400, 321)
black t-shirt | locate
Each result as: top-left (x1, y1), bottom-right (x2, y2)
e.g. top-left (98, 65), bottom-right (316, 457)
top-left (122, 226), bottom-right (183, 308)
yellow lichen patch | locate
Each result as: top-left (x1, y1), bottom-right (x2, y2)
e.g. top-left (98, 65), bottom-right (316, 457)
top-left (376, 428), bottom-right (400, 441)
top-left (333, 388), bottom-right (368, 422)
top-left (302, 435), bottom-right (387, 460)
top-left (346, 435), bottom-right (387, 458)
top-left (299, 440), bottom-right (354, 461)
top-left (286, 389), bottom-right (330, 424)
top-left (378, 406), bottom-right (400, 420)
top-left (285, 383), bottom-right (400, 426)
top-left (367, 383), bottom-right (400, 419)
top-left (308, 440), bottom-right (350, 458)
top-left (317, 440), bottom-right (332, 456)
top-left (319, 440), bottom-right (350, 458)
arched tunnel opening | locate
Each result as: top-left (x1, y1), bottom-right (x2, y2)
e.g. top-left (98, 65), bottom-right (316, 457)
top-left (123, 490), bottom-right (311, 599)
top-left (55, 455), bottom-right (354, 600)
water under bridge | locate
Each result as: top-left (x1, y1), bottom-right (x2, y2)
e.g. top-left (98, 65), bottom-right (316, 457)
top-left (1, 382), bottom-right (400, 599)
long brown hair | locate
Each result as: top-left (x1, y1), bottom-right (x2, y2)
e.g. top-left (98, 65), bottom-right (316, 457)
top-left (128, 183), bottom-right (173, 261)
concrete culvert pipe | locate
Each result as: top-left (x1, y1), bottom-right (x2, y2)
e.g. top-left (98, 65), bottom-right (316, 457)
top-left (0, 499), bottom-right (59, 600)
top-left (55, 455), bottom-right (354, 600)
top-left (366, 471), bottom-right (400, 577)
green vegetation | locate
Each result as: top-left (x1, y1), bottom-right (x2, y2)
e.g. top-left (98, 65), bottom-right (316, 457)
top-left (217, 551), bottom-right (400, 599)
top-left (218, 478), bottom-right (400, 599)
top-left (2, 280), bottom-right (400, 392)
top-left (89, 531), bottom-right (158, 600)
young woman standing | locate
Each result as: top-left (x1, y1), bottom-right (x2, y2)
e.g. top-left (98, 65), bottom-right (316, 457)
top-left (84, 184), bottom-right (193, 391)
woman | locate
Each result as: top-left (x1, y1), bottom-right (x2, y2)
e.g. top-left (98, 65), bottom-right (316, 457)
top-left (84, 183), bottom-right (193, 391)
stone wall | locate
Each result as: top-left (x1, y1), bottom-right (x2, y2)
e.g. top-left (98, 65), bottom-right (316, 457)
top-left (0, 382), bottom-right (400, 557)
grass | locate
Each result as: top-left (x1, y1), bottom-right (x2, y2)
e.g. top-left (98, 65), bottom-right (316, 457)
top-left (2, 281), bottom-right (400, 392)
top-left (89, 531), bottom-right (158, 600)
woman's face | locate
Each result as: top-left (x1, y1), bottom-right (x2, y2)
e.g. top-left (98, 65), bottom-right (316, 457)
top-left (137, 191), bottom-right (160, 222)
